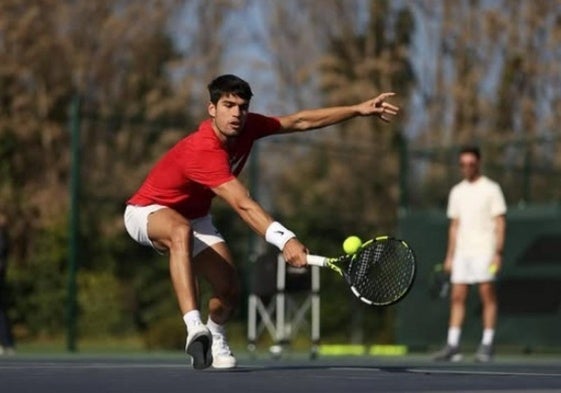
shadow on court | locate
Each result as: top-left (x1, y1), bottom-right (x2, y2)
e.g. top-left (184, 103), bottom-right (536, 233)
top-left (1, 355), bottom-right (561, 393)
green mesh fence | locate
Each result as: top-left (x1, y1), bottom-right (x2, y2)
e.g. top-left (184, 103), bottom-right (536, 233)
top-left (397, 204), bottom-right (561, 352)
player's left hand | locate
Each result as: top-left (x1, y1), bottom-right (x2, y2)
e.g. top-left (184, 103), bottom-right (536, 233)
top-left (356, 92), bottom-right (400, 122)
top-left (490, 253), bottom-right (502, 274)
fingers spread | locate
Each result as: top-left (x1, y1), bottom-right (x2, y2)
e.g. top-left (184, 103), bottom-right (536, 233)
top-left (383, 103), bottom-right (400, 112)
top-left (379, 92), bottom-right (396, 100)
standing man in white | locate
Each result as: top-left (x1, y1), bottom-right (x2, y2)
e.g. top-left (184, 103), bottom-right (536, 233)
top-left (434, 146), bottom-right (506, 362)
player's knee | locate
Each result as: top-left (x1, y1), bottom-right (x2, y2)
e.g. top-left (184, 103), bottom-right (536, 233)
top-left (450, 291), bottom-right (466, 304)
top-left (168, 222), bottom-right (192, 251)
top-left (480, 289), bottom-right (496, 304)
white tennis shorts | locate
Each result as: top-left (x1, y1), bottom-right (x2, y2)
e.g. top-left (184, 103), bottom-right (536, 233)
top-left (451, 253), bottom-right (495, 284)
top-left (123, 204), bottom-right (225, 257)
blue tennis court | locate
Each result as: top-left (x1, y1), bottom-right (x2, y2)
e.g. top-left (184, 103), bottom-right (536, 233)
top-left (2, 354), bottom-right (561, 393)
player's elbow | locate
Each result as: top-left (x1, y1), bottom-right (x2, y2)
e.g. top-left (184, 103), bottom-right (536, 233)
top-left (283, 112), bottom-right (311, 132)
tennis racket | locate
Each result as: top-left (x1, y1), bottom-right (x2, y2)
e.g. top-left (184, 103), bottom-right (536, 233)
top-left (306, 236), bottom-right (416, 306)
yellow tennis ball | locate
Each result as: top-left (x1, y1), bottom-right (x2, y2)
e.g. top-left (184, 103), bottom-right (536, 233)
top-left (343, 236), bottom-right (363, 255)
top-left (489, 264), bottom-right (498, 274)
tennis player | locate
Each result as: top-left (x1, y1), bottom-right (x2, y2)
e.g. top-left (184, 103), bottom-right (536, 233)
top-left (124, 74), bottom-right (399, 369)
top-left (434, 146), bottom-right (506, 362)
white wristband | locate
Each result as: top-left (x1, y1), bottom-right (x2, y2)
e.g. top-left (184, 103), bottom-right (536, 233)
top-left (265, 221), bottom-right (296, 251)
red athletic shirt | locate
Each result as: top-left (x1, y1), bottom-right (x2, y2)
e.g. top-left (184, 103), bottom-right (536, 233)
top-left (127, 113), bottom-right (281, 219)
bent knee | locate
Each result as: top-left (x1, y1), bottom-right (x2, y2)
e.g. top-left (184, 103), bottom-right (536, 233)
top-left (167, 222), bottom-right (193, 251)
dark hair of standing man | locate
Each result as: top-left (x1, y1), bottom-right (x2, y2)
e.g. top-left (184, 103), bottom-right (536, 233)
top-left (459, 145), bottom-right (481, 160)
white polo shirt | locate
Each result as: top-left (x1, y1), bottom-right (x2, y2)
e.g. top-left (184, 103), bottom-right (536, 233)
top-left (447, 176), bottom-right (506, 257)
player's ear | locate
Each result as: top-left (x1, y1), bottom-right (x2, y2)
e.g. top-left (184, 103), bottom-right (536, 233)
top-left (208, 101), bottom-right (216, 118)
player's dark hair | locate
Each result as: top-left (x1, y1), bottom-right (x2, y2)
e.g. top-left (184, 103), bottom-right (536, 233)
top-left (207, 74), bottom-right (253, 104)
top-left (459, 145), bottom-right (481, 160)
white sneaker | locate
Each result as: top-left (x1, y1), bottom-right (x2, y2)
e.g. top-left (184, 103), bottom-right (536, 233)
top-left (185, 323), bottom-right (213, 370)
top-left (433, 344), bottom-right (463, 362)
top-left (211, 332), bottom-right (236, 369)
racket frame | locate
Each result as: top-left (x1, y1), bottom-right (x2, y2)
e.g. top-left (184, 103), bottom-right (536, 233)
top-left (306, 236), bottom-right (416, 306)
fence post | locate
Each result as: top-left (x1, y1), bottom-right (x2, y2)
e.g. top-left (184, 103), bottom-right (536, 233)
top-left (67, 95), bottom-right (81, 352)
top-left (397, 132), bottom-right (409, 212)
top-left (523, 143), bottom-right (531, 203)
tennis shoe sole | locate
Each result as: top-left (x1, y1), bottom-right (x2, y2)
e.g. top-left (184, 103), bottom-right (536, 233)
top-left (186, 330), bottom-right (213, 370)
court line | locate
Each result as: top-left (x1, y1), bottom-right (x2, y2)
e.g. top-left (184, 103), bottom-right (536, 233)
top-left (328, 367), bottom-right (382, 372)
top-left (409, 368), bottom-right (561, 378)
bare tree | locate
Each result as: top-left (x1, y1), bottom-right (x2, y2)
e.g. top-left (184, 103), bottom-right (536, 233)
top-left (405, 0), bottom-right (561, 206)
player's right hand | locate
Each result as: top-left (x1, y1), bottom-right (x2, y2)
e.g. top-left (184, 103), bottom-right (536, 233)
top-left (443, 256), bottom-right (453, 273)
top-left (282, 238), bottom-right (308, 267)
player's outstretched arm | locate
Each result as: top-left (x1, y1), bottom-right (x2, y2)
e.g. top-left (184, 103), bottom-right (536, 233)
top-left (212, 178), bottom-right (307, 267)
top-left (212, 178), bottom-right (271, 236)
top-left (277, 92), bottom-right (399, 133)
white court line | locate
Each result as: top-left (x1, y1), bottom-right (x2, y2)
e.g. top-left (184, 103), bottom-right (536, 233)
top-left (409, 368), bottom-right (561, 378)
top-left (329, 367), bottom-right (382, 372)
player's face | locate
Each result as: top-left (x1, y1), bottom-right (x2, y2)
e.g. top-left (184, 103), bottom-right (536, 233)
top-left (459, 152), bottom-right (480, 181)
top-left (208, 94), bottom-right (250, 140)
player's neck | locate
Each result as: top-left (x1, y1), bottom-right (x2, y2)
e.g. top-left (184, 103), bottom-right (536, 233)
top-left (466, 173), bottom-right (482, 183)
top-left (211, 121), bottom-right (238, 147)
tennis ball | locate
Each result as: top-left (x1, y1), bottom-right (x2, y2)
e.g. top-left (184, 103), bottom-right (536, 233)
top-left (343, 236), bottom-right (363, 255)
top-left (489, 264), bottom-right (498, 274)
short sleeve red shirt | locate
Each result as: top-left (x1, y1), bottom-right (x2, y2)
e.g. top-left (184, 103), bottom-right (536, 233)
top-left (127, 113), bottom-right (281, 219)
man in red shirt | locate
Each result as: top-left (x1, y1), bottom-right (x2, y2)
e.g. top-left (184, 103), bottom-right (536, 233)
top-left (124, 74), bottom-right (399, 369)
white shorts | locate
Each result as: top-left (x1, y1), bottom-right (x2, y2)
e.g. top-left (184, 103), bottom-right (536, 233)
top-left (123, 204), bottom-right (225, 257)
top-left (451, 253), bottom-right (495, 284)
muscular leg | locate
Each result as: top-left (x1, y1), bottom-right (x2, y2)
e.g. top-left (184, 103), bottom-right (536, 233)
top-left (449, 283), bottom-right (469, 328)
top-left (478, 282), bottom-right (497, 330)
top-left (192, 242), bottom-right (239, 368)
top-left (193, 242), bottom-right (240, 325)
top-left (146, 208), bottom-right (198, 314)
top-left (144, 208), bottom-right (216, 369)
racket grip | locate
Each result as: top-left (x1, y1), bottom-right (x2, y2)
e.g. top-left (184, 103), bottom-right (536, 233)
top-left (306, 254), bottom-right (327, 267)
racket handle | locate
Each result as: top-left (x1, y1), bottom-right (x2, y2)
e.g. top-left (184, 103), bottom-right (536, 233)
top-left (306, 254), bottom-right (327, 267)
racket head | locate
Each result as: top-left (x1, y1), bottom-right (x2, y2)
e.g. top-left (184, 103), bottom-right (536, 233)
top-left (343, 236), bottom-right (416, 306)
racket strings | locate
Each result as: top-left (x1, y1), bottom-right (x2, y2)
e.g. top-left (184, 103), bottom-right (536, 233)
top-left (348, 240), bottom-right (415, 305)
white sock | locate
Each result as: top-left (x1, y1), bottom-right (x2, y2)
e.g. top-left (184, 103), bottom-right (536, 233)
top-left (207, 317), bottom-right (225, 336)
top-left (481, 329), bottom-right (495, 346)
top-left (447, 327), bottom-right (461, 347)
top-left (183, 310), bottom-right (202, 332)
